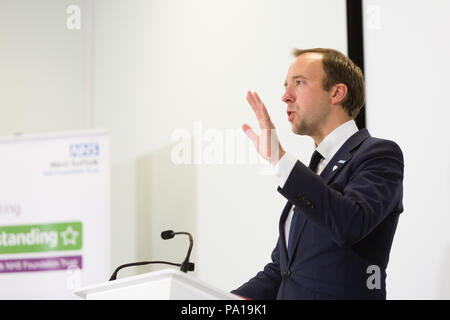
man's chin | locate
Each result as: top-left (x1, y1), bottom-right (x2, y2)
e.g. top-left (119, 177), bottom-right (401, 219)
top-left (291, 124), bottom-right (307, 136)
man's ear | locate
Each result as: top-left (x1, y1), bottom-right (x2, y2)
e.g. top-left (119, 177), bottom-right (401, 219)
top-left (330, 83), bottom-right (348, 105)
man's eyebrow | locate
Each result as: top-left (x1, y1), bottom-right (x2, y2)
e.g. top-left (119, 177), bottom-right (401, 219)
top-left (284, 75), bottom-right (309, 87)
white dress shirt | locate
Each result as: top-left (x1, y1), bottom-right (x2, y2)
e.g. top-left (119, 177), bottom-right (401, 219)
top-left (274, 119), bottom-right (359, 250)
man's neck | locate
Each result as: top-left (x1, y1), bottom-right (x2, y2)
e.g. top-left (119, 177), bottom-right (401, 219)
top-left (311, 116), bottom-right (353, 147)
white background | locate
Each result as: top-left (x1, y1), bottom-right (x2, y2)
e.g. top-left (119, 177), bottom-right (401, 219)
top-left (363, 0), bottom-right (450, 299)
top-left (0, 0), bottom-right (449, 299)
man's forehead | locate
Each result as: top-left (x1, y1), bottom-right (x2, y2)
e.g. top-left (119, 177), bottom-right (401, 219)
top-left (286, 52), bottom-right (324, 78)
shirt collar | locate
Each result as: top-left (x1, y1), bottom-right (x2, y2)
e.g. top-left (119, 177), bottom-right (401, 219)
top-left (316, 119), bottom-right (359, 162)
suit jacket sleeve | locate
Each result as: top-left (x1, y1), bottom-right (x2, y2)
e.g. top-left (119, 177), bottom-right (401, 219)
top-left (231, 238), bottom-right (282, 299)
top-left (278, 140), bottom-right (404, 247)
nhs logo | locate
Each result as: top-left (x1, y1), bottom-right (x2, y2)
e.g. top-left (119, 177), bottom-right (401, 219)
top-left (69, 143), bottom-right (100, 158)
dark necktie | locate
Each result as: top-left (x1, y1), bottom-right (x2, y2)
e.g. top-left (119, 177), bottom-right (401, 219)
top-left (288, 150), bottom-right (324, 258)
top-left (308, 150), bottom-right (324, 174)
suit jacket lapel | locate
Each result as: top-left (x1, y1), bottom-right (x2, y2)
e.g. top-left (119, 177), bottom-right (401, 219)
top-left (278, 202), bottom-right (309, 265)
top-left (320, 150), bottom-right (352, 184)
top-left (287, 206), bottom-right (308, 266)
top-left (279, 201), bottom-right (293, 264)
top-left (320, 128), bottom-right (371, 184)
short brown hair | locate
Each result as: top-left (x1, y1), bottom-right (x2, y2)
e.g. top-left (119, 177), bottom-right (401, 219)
top-left (293, 48), bottom-right (365, 118)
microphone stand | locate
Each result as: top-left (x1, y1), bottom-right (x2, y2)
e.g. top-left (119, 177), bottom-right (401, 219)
top-left (109, 261), bottom-right (181, 281)
top-left (175, 232), bottom-right (195, 273)
top-left (109, 229), bottom-right (195, 281)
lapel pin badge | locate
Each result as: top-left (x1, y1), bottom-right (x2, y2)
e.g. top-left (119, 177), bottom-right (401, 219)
top-left (333, 160), bottom-right (346, 172)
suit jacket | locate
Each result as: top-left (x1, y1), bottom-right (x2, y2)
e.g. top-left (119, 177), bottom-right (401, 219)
top-left (232, 128), bottom-right (404, 300)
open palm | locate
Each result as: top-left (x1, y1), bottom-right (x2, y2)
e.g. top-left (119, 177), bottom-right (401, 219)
top-left (242, 91), bottom-right (285, 165)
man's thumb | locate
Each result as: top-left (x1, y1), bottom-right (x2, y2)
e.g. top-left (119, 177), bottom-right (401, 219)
top-left (242, 124), bottom-right (257, 145)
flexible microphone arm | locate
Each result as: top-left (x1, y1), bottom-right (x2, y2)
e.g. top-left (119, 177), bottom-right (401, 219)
top-left (109, 230), bottom-right (195, 281)
top-left (175, 232), bottom-right (194, 273)
top-left (109, 261), bottom-right (181, 281)
top-left (161, 230), bottom-right (195, 273)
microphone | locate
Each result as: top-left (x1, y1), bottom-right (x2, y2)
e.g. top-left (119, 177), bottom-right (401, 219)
top-left (161, 230), bottom-right (175, 240)
top-left (108, 229), bottom-right (195, 281)
top-left (161, 230), bottom-right (195, 273)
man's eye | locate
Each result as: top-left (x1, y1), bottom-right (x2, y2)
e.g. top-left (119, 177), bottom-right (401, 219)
top-left (296, 80), bottom-right (303, 86)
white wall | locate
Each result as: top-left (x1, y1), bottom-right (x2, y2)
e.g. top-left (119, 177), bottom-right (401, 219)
top-left (92, 0), bottom-right (348, 287)
top-left (363, 0), bottom-right (450, 299)
top-left (0, 0), bottom-right (92, 136)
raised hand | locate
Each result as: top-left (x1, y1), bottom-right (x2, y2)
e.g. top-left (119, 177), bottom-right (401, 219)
top-left (242, 91), bottom-right (285, 166)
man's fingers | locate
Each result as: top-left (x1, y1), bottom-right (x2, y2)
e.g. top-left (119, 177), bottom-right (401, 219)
top-left (246, 91), bottom-right (258, 114)
top-left (253, 93), bottom-right (268, 118)
top-left (242, 124), bottom-right (258, 146)
top-left (247, 91), bottom-right (271, 128)
top-left (248, 91), bottom-right (262, 114)
top-left (253, 91), bottom-right (264, 105)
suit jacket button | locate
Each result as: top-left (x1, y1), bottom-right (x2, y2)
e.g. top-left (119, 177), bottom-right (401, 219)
top-left (283, 270), bottom-right (292, 277)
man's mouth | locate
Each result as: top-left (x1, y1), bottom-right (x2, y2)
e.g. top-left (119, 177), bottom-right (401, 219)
top-left (287, 111), bottom-right (295, 122)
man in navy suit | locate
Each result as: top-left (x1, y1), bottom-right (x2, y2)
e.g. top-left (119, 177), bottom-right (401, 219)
top-left (232, 48), bottom-right (404, 300)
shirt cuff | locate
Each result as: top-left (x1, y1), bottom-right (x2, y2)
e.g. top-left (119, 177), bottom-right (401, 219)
top-left (274, 152), bottom-right (297, 188)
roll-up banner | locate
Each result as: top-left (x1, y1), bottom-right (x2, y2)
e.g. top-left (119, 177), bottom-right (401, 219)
top-left (0, 130), bottom-right (110, 299)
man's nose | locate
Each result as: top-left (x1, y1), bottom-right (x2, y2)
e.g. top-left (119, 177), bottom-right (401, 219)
top-left (282, 89), bottom-right (294, 103)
